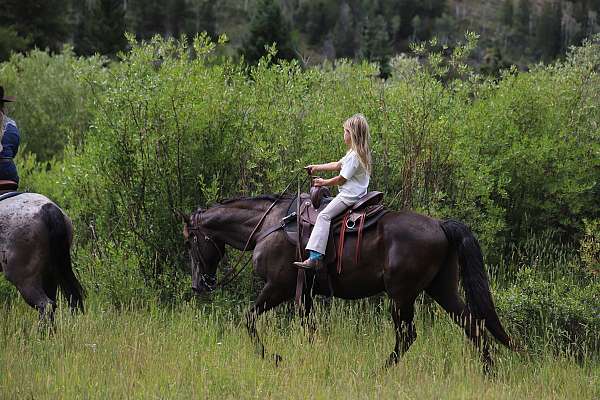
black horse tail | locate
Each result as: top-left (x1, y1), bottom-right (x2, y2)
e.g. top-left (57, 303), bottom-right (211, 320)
top-left (41, 203), bottom-right (85, 313)
top-left (440, 219), bottom-right (514, 350)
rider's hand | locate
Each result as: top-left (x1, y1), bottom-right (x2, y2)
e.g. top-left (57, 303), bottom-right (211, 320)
top-left (312, 177), bottom-right (326, 187)
top-left (304, 165), bottom-right (316, 175)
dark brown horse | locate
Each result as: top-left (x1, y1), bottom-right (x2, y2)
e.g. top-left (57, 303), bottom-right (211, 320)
top-left (182, 194), bottom-right (515, 370)
top-left (0, 193), bottom-right (84, 327)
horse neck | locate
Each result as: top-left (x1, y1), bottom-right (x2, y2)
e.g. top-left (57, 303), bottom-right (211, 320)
top-left (198, 199), bottom-right (283, 250)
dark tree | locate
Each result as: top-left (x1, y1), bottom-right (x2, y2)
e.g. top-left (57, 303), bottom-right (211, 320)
top-left (298, 0), bottom-right (338, 45)
top-left (361, 14), bottom-right (392, 77)
top-left (480, 46), bottom-right (510, 76)
top-left (372, 0), bottom-right (445, 51)
top-left (193, 0), bottom-right (217, 39)
top-left (169, 0), bottom-right (191, 38)
top-left (75, 0), bottom-right (127, 57)
top-left (0, 26), bottom-right (30, 61)
top-left (242, 0), bottom-right (295, 64)
top-left (0, 0), bottom-right (70, 53)
top-left (514, 0), bottom-right (532, 37)
top-left (501, 0), bottom-right (514, 27)
top-left (128, 0), bottom-right (166, 40)
top-left (333, 2), bottom-right (357, 59)
top-left (535, 1), bottom-right (563, 61)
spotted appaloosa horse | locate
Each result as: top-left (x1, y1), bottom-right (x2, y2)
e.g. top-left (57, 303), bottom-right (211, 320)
top-left (182, 194), bottom-right (515, 371)
top-left (0, 193), bottom-right (84, 326)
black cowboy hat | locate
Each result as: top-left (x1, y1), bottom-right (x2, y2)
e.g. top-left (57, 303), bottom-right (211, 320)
top-left (0, 86), bottom-right (15, 102)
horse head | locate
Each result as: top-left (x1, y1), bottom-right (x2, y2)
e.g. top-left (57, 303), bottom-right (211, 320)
top-left (181, 208), bottom-right (226, 294)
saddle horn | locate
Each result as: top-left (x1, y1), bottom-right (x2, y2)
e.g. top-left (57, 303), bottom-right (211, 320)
top-left (310, 185), bottom-right (331, 209)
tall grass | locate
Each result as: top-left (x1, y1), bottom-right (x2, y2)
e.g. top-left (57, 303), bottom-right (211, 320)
top-left (1, 298), bottom-right (597, 399)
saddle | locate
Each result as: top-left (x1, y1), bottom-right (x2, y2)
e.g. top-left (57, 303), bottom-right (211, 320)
top-left (283, 189), bottom-right (387, 271)
top-left (0, 180), bottom-right (18, 196)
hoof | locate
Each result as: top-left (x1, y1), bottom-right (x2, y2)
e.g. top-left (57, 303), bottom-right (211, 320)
top-left (273, 353), bottom-right (283, 366)
top-left (385, 352), bottom-right (399, 368)
top-left (482, 361), bottom-right (496, 377)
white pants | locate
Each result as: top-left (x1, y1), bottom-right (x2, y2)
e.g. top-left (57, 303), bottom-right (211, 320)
top-left (305, 195), bottom-right (354, 255)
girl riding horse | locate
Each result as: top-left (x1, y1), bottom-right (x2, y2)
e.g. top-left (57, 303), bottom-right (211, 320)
top-left (294, 113), bottom-right (372, 269)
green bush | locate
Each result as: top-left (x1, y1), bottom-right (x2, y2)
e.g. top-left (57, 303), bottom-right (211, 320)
top-left (1, 34), bottom-right (598, 311)
top-left (579, 219), bottom-right (600, 277)
top-left (496, 267), bottom-right (599, 356)
top-left (453, 36), bottom-right (600, 249)
top-left (0, 46), bottom-right (102, 160)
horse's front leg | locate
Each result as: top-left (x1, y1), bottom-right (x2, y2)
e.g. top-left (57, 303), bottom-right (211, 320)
top-left (299, 270), bottom-right (318, 340)
top-left (245, 282), bottom-right (290, 366)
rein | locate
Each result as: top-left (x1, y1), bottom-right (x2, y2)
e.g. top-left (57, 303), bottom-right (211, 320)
top-left (188, 169), bottom-right (309, 291)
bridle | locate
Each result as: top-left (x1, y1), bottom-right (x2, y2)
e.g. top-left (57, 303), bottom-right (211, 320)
top-left (185, 169), bottom-right (308, 291)
top-left (186, 227), bottom-right (224, 292)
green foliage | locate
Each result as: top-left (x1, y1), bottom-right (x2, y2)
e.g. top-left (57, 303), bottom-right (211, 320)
top-left (1, 34), bottom-right (598, 335)
top-left (0, 0), bottom-right (70, 54)
top-left (74, 0), bottom-right (127, 57)
top-left (0, 25), bottom-right (29, 62)
top-left (455, 36), bottom-right (600, 247)
top-left (0, 47), bottom-right (101, 160)
top-left (579, 219), bottom-right (600, 277)
top-left (496, 267), bottom-right (600, 355)
top-left (242, 0), bottom-right (296, 64)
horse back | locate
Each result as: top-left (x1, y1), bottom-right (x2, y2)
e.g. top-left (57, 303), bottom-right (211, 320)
top-left (323, 211), bottom-right (449, 299)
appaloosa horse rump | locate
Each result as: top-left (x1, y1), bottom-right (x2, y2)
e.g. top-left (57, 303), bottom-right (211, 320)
top-left (0, 193), bottom-right (84, 325)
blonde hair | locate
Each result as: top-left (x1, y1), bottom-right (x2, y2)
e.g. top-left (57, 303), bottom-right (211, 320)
top-left (343, 113), bottom-right (372, 175)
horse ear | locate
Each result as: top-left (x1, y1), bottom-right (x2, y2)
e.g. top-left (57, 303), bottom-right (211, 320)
top-left (174, 208), bottom-right (191, 226)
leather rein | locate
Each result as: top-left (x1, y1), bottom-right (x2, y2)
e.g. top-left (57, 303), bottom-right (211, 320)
top-left (186, 170), bottom-right (307, 291)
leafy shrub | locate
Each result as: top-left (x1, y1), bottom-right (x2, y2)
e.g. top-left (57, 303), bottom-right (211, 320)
top-left (0, 46), bottom-right (102, 160)
top-left (579, 219), bottom-right (600, 277)
top-left (452, 36), bottom-right (600, 250)
top-left (496, 267), bottom-right (599, 356)
top-left (1, 34), bottom-right (598, 309)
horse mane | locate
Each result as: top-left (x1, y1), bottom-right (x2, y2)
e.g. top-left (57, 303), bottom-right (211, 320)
top-left (191, 193), bottom-right (295, 215)
top-left (216, 192), bottom-right (295, 205)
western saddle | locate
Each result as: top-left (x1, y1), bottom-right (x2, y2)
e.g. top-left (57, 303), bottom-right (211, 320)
top-left (257, 186), bottom-right (387, 278)
top-left (0, 180), bottom-right (18, 196)
top-left (284, 189), bottom-right (386, 270)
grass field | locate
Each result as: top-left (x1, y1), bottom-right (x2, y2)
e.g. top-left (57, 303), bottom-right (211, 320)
top-left (1, 297), bottom-right (598, 400)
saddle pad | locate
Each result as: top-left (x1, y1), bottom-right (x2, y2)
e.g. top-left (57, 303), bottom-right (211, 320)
top-left (0, 191), bottom-right (23, 202)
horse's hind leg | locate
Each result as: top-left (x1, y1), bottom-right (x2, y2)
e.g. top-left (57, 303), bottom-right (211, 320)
top-left (245, 283), bottom-right (291, 365)
top-left (427, 276), bottom-right (494, 372)
top-left (15, 281), bottom-right (56, 331)
top-left (4, 250), bottom-right (57, 331)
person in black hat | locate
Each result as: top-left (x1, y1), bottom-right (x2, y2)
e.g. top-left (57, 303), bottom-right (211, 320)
top-left (0, 86), bottom-right (20, 187)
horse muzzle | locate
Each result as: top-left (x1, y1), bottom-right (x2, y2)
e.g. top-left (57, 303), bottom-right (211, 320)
top-left (192, 274), bottom-right (216, 294)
